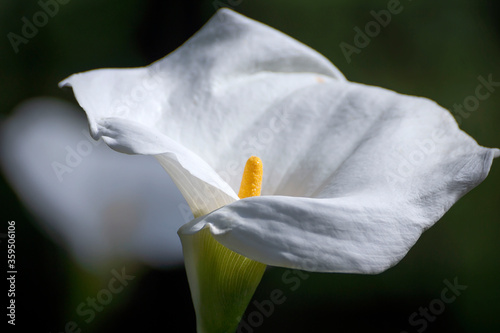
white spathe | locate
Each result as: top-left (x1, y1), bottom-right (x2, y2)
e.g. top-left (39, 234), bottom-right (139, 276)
top-left (59, 9), bottom-right (498, 274)
top-left (0, 98), bottom-right (187, 271)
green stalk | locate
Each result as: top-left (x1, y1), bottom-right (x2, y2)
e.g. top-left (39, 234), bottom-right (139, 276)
top-left (181, 227), bottom-right (267, 333)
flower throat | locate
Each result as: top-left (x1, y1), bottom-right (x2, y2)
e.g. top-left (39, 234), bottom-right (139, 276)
top-left (185, 157), bottom-right (267, 333)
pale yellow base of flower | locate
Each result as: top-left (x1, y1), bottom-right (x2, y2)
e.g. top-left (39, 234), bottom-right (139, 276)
top-left (184, 227), bottom-right (266, 333)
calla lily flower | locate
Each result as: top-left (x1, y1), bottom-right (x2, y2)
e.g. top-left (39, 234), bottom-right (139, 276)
top-left (58, 8), bottom-right (498, 332)
top-left (0, 98), bottom-right (186, 271)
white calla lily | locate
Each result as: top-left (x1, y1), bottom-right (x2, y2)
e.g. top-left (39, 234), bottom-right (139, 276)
top-left (0, 98), bottom-right (186, 271)
top-left (58, 8), bottom-right (498, 332)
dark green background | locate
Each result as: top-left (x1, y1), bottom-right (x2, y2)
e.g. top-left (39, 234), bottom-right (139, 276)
top-left (1, 0), bottom-right (499, 332)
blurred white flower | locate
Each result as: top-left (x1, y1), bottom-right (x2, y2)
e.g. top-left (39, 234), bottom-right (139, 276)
top-left (1, 98), bottom-right (186, 271)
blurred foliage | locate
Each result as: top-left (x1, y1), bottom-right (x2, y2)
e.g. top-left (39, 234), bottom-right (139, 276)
top-left (1, 0), bottom-right (499, 332)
